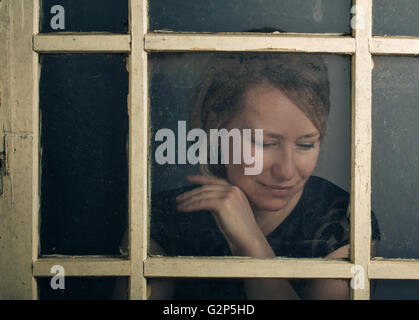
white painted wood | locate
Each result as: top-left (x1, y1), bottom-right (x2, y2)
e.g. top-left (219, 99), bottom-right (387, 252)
top-left (145, 33), bottom-right (356, 53)
top-left (350, 0), bottom-right (373, 300)
top-left (0, 0), bottom-right (38, 300)
top-left (369, 259), bottom-right (419, 279)
top-left (145, 257), bottom-right (354, 279)
top-left (128, 0), bottom-right (149, 300)
top-left (33, 34), bottom-right (131, 53)
top-left (371, 37), bottom-right (419, 55)
top-left (33, 258), bottom-right (131, 276)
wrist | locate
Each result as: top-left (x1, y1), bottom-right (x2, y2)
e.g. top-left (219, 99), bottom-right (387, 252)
top-left (230, 235), bottom-right (276, 258)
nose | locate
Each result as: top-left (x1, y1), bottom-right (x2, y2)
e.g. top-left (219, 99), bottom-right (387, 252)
top-left (271, 147), bottom-right (296, 181)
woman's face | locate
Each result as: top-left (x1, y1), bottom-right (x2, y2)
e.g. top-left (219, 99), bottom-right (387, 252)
top-left (225, 83), bottom-right (321, 214)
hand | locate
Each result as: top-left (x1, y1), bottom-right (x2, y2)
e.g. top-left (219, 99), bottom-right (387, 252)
top-left (176, 175), bottom-right (269, 255)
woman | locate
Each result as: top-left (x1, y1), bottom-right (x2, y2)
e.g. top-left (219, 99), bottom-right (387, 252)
top-left (148, 53), bottom-right (381, 300)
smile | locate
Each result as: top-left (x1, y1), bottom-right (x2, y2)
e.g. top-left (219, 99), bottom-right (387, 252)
top-left (258, 182), bottom-right (294, 197)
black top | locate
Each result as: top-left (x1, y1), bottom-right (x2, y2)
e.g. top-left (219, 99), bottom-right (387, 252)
top-left (150, 176), bottom-right (381, 299)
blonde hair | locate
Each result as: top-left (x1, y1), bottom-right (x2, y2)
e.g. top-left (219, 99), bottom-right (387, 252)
top-left (190, 53), bottom-right (330, 178)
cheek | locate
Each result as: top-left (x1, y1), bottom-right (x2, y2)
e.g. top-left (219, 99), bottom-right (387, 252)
top-left (225, 163), bottom-right (247, 185)
top-left (297, 149), bottom-right (320, 178)
top-left (260, 148), bottom-right (320, 178)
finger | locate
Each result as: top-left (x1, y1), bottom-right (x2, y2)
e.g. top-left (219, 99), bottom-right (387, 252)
top-left (177, 190), bottom-right (227, 206)
top-left (176, 192), bottom-right (226, 212)
top-left (176, 184), bottom-right (230, 202)
top-left (177, 191), bottom-right (230, 210)
top-left (186, 174), bottom-right (230, 186)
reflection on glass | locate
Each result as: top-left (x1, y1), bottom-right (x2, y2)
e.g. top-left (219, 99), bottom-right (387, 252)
top-left (145, 278), bottom-right (350, 300)
top-left (149, 0), bottom-right (352, 34)
top-left (372, 56), bottom-right (419, 259)
top-left (40, 54), bottom-right (128, 255)
top-left (372, 280), bottom-right (419, 300)
top-left (40, 0), bottom-right (128, 33)
top-left (38, 277), bottom-right (127, 300)
top-left (373, 0), bottom-right (419, 36)
top-left (147, 52), bottom-right (369, 299)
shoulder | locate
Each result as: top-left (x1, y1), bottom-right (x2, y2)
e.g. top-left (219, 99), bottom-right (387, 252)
top-left (303, 176), bottom-right (380, 238)
top-left (300, 176), bottom-right (381, 255)
top-left (305, 176), bottom-right (349, 198)
top-left (299, 176), bottom-right (351, 256)
top-left (302, 176), bottom-right (349, 216)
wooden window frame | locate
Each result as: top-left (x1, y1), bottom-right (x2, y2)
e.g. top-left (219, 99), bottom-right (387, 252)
top-left (1, 0), bottom-right (419, 300)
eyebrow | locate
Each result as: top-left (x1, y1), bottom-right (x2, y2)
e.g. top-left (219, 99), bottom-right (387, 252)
top-left (264, 131), bottom-right (320, 139)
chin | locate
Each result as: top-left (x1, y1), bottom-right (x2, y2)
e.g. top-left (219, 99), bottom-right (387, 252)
top-left (251, 196), bottom-right (291, 212)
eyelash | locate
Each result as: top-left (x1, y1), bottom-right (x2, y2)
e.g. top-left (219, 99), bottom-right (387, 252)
top-left (253, 141), bottom-right (316, 150)
top-left (297, 143), bottom-right (315, 150)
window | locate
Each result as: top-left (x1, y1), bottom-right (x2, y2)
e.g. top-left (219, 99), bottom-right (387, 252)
top-left (1, 0), bottom-right (419, 300)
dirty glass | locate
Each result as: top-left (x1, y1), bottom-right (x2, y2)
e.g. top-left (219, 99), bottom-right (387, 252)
top-left (372, 280), bottom-right (419, 300)
top-left (146, 277), bottom-right (350, 300)
top-left (38, 277), bottom-right (128, 300)
top-left (40, 0), bottom-right (128, 33)
top-left (149, 0), bottom-right (352, 34)
top-left (39, 54), bottom-right (128, 256)
top-left (373, 0), bottom-right (419, 36)
top-left (372, 56), bottom-right (419, 259)
top-left (148, 52), bottom-right (354, 259)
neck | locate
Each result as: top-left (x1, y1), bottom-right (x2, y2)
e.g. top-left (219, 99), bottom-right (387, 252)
top-left (252, 188), bottom-right (304, 236)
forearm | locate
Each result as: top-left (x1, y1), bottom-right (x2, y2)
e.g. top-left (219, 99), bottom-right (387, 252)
top-left (244, 278), bottom-right (300, 300)
top-left (230, 237), bottom-right (301, 300)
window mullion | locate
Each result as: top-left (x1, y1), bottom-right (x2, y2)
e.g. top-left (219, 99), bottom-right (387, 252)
top-left (145, 33), bottom-right (356, 54)
top-left (350, 0), bottom-right (373, 300)
top-left (33, 34), bottom-right (131, 53)
top-left (0, 0), bottom-right (39, 300)
top-left (128, 0), bottom-right (149, 300)
top-left (371, 36), bottom-right (419, 55)
top-left (145, 257), bottom-right (354, 279)
top-left (33, 258), bottom-right (131, 277)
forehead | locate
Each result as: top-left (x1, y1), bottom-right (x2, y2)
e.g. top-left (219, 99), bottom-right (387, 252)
top-left (230, 83), bottom-right (318, 137)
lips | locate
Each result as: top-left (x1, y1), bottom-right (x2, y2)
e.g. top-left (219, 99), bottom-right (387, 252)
top-left (268, 184), bottom-right (293, 190)
top-left (259, 182), bottom-right (294, 196)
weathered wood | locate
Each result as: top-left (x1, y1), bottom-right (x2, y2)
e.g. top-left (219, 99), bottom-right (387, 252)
top-left (0, 0), bottom-right (38, 300)
top-left (128, 0), bottom-right (149, 300)
top-left (145, 33), bottom-right (356, 53)
top-left (145, 257), bottom-right (354, 279)
top-left (369, 259), bottom-right (419, 279)
top-left (371, 37), bottom-right (419, 55)
top-left (350, 0), bottom-right (373, 300)
top-left (33, 34), bottom-right (131, 53)
top-left (33, 258), bottom-right (131, 276)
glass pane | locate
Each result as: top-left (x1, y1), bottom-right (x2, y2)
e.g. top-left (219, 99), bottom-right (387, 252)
top-left (148, 53), bottom-right (357, 259)
top-left (149, 0), bottom-right (352, 34)
top-left (372, 56), bottom-right (419, 259)
top-left (41, 0), bottom-right (128, 33)
top-left (38, 277), bottom-right (127, 300)
top-left (40, 54), bottom-right (128, 256)
top-left (372, 280), bottom-right (419, 300)
top-left (373, 0), bottom-right (419, 36)
top-left (147, 277), bottom-right (350, 300)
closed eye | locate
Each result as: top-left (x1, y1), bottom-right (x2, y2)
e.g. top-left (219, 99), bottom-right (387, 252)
top-left (252, 139), bottom-right (277, 148)
top-left (262, 142), bottom-right (276, 148)
top-left (297, 143), bottom-right (315, 150)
